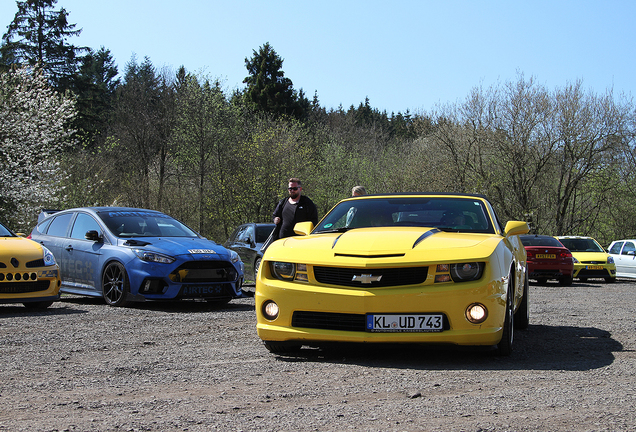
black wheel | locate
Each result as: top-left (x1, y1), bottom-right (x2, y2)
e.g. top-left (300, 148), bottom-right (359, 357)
top-left (605, 277), bottom-right (616, 283)
top-left (514, 271), bottom-right (529, 330)
top-left (496, 271), bottom-right (514, 356)
top-left (579, 277), bottom-right (588, 282)
top-left (102, 262), bottom-right (131, 307)
top-left (23, 301), bottom-right (53, 309)
top-left (264, 341), bottom-right (302, 354)
top-left (254, 257), bottom-right (262, 281)
top-left (560, 275), bottom-right (573, 286)
top-left (536, 278), bottom-right (547, 285)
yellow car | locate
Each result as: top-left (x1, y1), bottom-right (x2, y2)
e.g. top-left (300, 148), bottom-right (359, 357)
top-left (556, 236), bottom-right (616, 283)
top-left (1, 221), bottom-right (61, 309)
top-left (256, 193), bottom-right (529, 356)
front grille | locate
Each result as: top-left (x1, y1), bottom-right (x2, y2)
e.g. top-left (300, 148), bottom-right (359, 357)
top-left (170, 261), bottom-right (237, 283)
top-left (0, 281), bottom-right (50, 294)
top-left (313, 266), bottom-right (428, 288)
top-left (578, 269), bottom-right (610, 277)
top-left (27, 259), bottom-right (45, 268)
top-left (292, 311), bottom-right (367, 331)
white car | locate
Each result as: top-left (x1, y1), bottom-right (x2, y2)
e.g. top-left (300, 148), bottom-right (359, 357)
top-left (608, 239), bottom-right (636, 279)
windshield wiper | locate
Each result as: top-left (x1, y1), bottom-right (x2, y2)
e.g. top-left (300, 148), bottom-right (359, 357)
top-left (316, 227), bottom-right (351, 234)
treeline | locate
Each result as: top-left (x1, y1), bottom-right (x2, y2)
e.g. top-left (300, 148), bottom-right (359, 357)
top-left (1, 1), bottom-right (635, 245)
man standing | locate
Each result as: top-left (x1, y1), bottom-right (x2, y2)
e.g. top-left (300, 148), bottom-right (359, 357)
top-left (272, 178), bottom-right (318, 240)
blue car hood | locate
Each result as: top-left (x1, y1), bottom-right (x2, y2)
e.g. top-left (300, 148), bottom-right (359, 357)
top-left (117, 237), bottom-right (231, 261)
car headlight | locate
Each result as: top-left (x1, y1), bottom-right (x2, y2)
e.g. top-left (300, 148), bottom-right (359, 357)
top-left (228, 249), bottom-right (241, 264)
top-left (572, 257), bottom-right (580, 264)
top-left (450, 262), bottom-right (484, 282)
top-left (41, 245), bottom-right (57, 266)
top-left (133, 249), bottom-right (176, 264)
top-left (607, 256), bottom-right (615, 264)
top-left (271, 261), bottom-right (296, 280)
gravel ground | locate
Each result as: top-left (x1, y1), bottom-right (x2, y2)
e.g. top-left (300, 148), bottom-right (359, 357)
top-left (1, 279), bottom-right (635, 432)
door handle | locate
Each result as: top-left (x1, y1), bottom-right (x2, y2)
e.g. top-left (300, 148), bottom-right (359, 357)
top-left (65, 245), bottom-right (73, 251)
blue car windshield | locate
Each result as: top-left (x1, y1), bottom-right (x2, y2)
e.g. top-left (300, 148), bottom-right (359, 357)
top-left (98, 211), bottom-right (199, 238)
top-left (314, 197), bottom-right (495, 234)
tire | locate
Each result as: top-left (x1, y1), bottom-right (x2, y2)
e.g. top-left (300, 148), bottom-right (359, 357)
top-left (23, 301), bottom-right (53, 310)
top-left (605, 277), bottom-right (616, 283)
top-left (514, 271), bottom-right (529, 330)
top-left (560, 275), bottom-right (573, 286)
top-left (254, 257), bottom-right (262, 281)
top-left (102, 262), bottom-right (131, 307)
top-left (264, 341), bottom-right (302, 354)
top-left (579, 277), bottom-right (588, 283)
top-left (496, 271), bottom-right (515, 356)
top-left (536, 278), bottom-right (547, 285)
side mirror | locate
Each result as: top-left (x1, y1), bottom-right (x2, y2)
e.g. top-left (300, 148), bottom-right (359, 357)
top-left (85, 230), bottom-right (102, 242)
top-left (294, 221), bottom-right (314, 236)
top-left (503, 221), bottom-right (529, 237)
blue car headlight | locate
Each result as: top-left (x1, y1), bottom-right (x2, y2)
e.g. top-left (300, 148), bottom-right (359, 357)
top-left (228, 249), bottom-right (241, 264)
top-left (607, 256), bottom-right (615, 264)
top-left (41, 245), bottom-right (57, 266)
top-left (133, 249), bottom-right (176, 264)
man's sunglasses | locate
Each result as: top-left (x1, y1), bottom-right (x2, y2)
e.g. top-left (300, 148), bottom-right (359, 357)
top-left (288, 187), bottom-right (299, 191)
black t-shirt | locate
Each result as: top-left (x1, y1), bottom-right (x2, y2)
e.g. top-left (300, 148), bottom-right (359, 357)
top-left (279, 200), bottom-right (298, 238)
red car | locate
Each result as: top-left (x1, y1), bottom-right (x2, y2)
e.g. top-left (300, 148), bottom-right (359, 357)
top-left (520, 235), bottom-right (574, 285)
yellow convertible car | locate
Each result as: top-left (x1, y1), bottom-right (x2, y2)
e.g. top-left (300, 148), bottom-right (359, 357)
top-left (1, 221), bottom-right (61, 309)
top-left (256, 193), bottom-right (529, 356)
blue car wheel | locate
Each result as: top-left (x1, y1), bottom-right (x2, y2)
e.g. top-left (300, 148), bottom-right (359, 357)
top-left (102, 262), bottom-right (131, 307)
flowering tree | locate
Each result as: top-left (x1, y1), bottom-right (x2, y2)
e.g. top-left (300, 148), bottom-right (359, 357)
top-left (0, 66), bottom-right (75, 230)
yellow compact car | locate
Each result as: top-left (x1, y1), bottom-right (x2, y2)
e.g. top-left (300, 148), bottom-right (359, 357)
top-left (556, 236), bottom-right (616, 283)
top-left (256, 193), bottom-right (530, 356)
top-left (1, 221), bottom-right (61, 309)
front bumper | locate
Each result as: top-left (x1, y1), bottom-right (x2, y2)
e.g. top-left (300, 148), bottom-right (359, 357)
top-left (0, 268), bottom-right (61, 304)
top-left (573, 264), bottom-right (616, 279)
top-left (256, 269), bottom-right (508, 347)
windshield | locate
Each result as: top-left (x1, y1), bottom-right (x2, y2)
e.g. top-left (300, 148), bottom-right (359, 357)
top-left (98, 210), bottom-right (200, 238)
top-left (558, 238), bottom-right (604, 252)
top-left (314, 197), bottom-right (495, 234)
top-left (0, 222), bottom-right (15, 237)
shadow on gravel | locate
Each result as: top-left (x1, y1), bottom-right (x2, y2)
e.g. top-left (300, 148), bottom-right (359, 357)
top-left (0, 304), bottom-right (87, 318)
top-left (56, 295), bottom-right (255, 314)
top-left (274, 324), bottom-right (623, 372)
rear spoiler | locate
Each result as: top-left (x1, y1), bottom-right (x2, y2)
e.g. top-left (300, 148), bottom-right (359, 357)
top-left (38, 208), bottom-right (60, 223)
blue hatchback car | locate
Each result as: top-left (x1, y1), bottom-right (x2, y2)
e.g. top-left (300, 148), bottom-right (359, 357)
top-left (29, 207), bottom-right (244, 306)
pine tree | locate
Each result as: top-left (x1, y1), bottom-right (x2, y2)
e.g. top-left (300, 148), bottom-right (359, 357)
top-left (243, 42), bottom-right (304, 120)
top-left (1, 0), bottom-right (85, 92)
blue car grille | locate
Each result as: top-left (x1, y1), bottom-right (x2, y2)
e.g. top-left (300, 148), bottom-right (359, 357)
top-left (170, 261), bottom-right (238, 283)
top-left (313, 266), bottom-right (428, 288)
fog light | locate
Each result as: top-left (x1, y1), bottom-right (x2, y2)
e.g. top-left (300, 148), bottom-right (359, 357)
top-left (466, 303), bottom-right (488, 324)
top-left (262, 300), bottom-right (280, 320)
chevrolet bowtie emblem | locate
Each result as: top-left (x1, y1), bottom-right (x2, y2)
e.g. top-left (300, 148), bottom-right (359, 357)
top-left (352, 274), bottom-right (382, 284)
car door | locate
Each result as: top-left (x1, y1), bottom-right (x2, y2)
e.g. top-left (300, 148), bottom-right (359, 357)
top-left (619, 241), bottom-right (636, 277)
top-left (36, 212), bottom-right (74, 275)
top-left (234, 225), bottom-right (255, 267)
top-left (60, 212), bottom-right (105, 293)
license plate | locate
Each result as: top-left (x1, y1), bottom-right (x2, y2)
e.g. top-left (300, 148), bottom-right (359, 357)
top-left (536, 254), bottom-right (556, 259)
top-left (586, 265), bottom-right (603, 270)
top-left (366, 314), bottom-right (444, 333)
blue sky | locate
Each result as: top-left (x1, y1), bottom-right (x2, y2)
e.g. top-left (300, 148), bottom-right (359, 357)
top-left (2, 0), bottom-right (634, 115)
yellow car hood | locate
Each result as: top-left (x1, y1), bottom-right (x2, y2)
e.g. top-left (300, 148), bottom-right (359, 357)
top-left (0, 237), bottom-right (44, 262)
top-left (570, 251), bottom-right (610, 263)
top-left (269, 227), bottom-right (500, 266)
